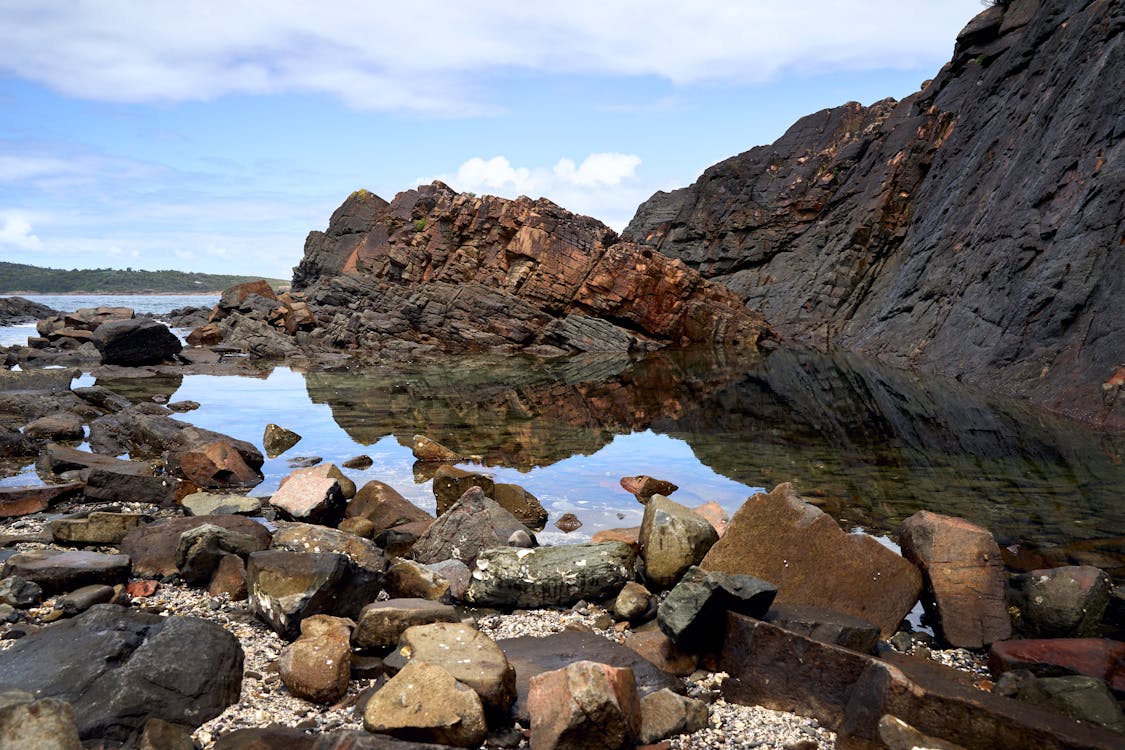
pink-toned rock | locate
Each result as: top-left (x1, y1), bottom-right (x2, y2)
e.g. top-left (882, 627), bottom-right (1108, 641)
top-left (592, 527), bottom-right (641, 553)
top-left (701, 483), bottom-right (921, 637)
top-left (220, 280), bottom-right (277, 308)
top-left (269, 474), bottom-right (345, 526)
top-left (898, 510), bottom-right (1011, 648)
top-left (125, 579), bottom-right (159, 598)
top-left (362, 661), bottom-right (486, 747)
top-left (173, 441), bottom-right (262, 489)
top-left (281, 462), bottom-right (355, 499)
top-left (989, 638), bottom-right (1125, 692)
top-left (528, 660), bottom-right (642, 750)
top-left (692, 501), bottom-right (729, 537)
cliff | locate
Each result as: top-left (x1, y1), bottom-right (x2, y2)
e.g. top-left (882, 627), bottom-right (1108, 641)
top-left (625, 0), bottom-right (1124, 429)
top-left (292, 182), bottom-right (773, 355)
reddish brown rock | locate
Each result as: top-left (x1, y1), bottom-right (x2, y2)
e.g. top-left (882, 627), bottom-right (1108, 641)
top-left (219, 280), bottom-right (277, 309)
top-left (411, 434), bottom-right (460, 462)
top-left (120, 515), bottom-right (271, 578)
top-left (701, 483), bottom-right (921, 636)
top-left (988, 638), bottom-right (1125, 692)
top-left (172, 440), bottom-right (262, 489)
top-left (592, 527), bottom-right (641, 553)
top-left (206, 554), bottom-right (248, 600)
top-left (528, 661), bottom-right (642, 750)
top-left (347, 479), bottom-right (432, 533)
top-left (0, 482), bottom-right (83, 518)
top-left (125, 580), bottom-right (159, 598)
top-left (278, 615), bottom-right (353, 705)
top-left (621, 475), bottom-right (678, 501)
top-left (555, 513), bottom-right (582, 533)
top-left (898, 510), bottom-right (1011, 648)
top-left (185, 323), bottom-right (223, 347)
top-left (623, 621), bottom-right (698, 676)
top-left (692, 501), bottom-right (729, 537)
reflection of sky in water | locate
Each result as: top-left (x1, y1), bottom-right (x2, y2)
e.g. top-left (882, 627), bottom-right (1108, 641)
top-left (165, 368), bottom-right (762, 542)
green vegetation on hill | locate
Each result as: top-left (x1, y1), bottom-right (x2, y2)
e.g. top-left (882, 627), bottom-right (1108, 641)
top-left (0, 262), bottom-right (288, 294)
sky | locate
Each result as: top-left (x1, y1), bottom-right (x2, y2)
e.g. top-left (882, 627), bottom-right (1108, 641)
top-left (0, 1), bottom-right (987, 279)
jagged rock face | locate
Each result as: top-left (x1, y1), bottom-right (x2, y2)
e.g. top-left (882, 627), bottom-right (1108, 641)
top-left (293, 182), bottom-right (772, 353)
top-left (625, 0), bottom-right (1124, 429)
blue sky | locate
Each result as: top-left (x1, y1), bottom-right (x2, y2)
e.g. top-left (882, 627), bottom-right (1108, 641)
top-left (0, 1), bottom-right (986, 279)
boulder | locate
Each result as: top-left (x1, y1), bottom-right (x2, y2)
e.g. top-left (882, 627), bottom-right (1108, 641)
top-left (362, 661), bottom-right (487, 748)
top-left (701, 483), bottom-right (921, 637)
top-left (171, 440), bottom-right (263, 489)
top-left (269, 474), bottom-right (345, 526)
top-left (91, 319), bottom-right (182, 366)
top-left (218, 280), bottom-right (278, 311)
top-left (528, 661), bottom-right (641, 750)
top-left (383, 622), bottom-right (515, 720)
top-left (995, 671), bottom-right (1125, 733)
top-left (21, 413), bottom-right (84, 441)
top-left (270, 522), bottom-right (388, 580)
top-left (554, 513), bottom-right (582, 532)
top-left (638, 688), bottom-right (709, 745)
top-left (384, 558), bottom-right (453, 601)
top-left (620, 475), bottom-right (678, 501)
top-left (1010, 566), bottom-right (1113, 638)
top-left (431, 466), bottom-right (494, 516)
top-left (205, 554), bottom-right (248, 600)
top-left (614, 581), bottom-right (654, 622)
top-left (120, 515), bottom-right (271, 578)
top-left (180, 491), bottom-right (263, 516)
top-left (0, 368), bottom-right (77, 393)
top-left (491, 482), bottom-right (548, 531)
top-left (176, 523), bottom-right (265, 586)
top-left (0, 482), bottom-right (83, 518)
top-left (411, 434), bottom-right (460, 462)
top-left (347, 479), bottom-right (432, 534)
top-left (278, 615), bottom-right (353, 705)
top-left (50, 511), bottom-right (151, 546)
top-left (87, 412), bottom-right (263, 473)
top-left (621, 621), bottom-right (698, 676)
top-left (283, 462), bottom-right (356, 499)
top-left (657, 566), bottom-right (777, 651)
top-left (0, 576), bottom-right (43, 608)
top-left (464, 542), bottom-right (635, 609)
top-left (988, 638), bottom-right (1125, 692)
top-left (263, 423), bottom-right (301, 458)
top-left (352, 598), bottom-right (460, 650)
top-left (83, 463), bottom-right (181, 506)
top-left (1, 550), bottom-right (130, 594)
top-left (247, 550), bottom-right (368, 640)
top-left (185, 323), bottom-right (223, 347)
top-left (337, 516), bottom-right (374, 538)
top-left (55, 584), bottom-right (115, 616)
top-left (0, 696), bottom-right (82, 750)
top-left (639, 494), bottom-right (719, 587)
top-left (498, 630), bottom-right (681, 724)
top-left (763, 602), bottom-right (881, 654)
top-left (898, 510), bottom-right (1010, 648)
top-left (411, 487), bottom-right (532, 567)
top-left (0, 604), bottom-right (242, 741)
top-left (0, 425), bottom-right (36, 458)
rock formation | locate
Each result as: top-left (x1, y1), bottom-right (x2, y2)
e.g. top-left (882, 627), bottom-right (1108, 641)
top-left (625, 0), bottom-right (1124, 429)
top-left (290, 183), bottom-right (773, 355)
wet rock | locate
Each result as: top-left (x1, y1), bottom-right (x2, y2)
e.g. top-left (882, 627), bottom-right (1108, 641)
top-left (120, 515), bottom-right (271, 578)
top-left (638, 688), bottom-right (709, 745)
top-left (87, 411), bottom-right (263, 474)
top-left (492, 482), bottom-right (548, 531)
top-left (284, 462), bottom-right (356, 499)
top-left (362, 660), bottom-right (487, 748)
top-left (180, 491), bottom-right (263, 516)
top-left (1, 550), bottom-right (130, 594)
top-left (657, 566), bottom-right (776, 651)
top-left (21, 412), bottom-right (84, 441)
top-left (0, 696), bottom-right (81, 750)
top-left (91, 318), bottom-right (182, 366)
top-left (498, 630), bottom-right (680, 724)
top-left (640, 494), bottom-right (719, 588)
top-left (352, 598), bottom-right (460, 650)
top-left (172, 440), bottom-right (263, 489)
top-left (554, 513), bottom-right (582, 533)
top-left (1010, 566), bottom-right (1112, 638)
top-left (247, 550), bottom-right (361, 640)
top-left (763, 602), bottom-right (881, 654)
top-left (205, 554), bottom-right (248, 600)
top-left (0, 367), bottom-right (78, 393)
top-left (411, 487), bottom-right (532, 567)
top-left (464, 542), bottom-right (635, 609)
top-left (374, 521), bottom-right (430, 559)
top-left (701, 483), bottom-right (921, 637)
top-left (995, 670), bottom-right (1125, 733)
top-left (898, 510), bottom-right (1010, 648)
top-left (411, 434), bottom-right (460, 462)
top-left (0, 604), bottom-right (242, 740)
top-left (347, 479), bottom-right (432, 534)
top-left (614, 581), bottom-right (654, 622)
top-left (0, 576), bottom-right (42, 608)
top-left (269, 473), bottom-right (346, 526)
top-left (278, 615), bottom-right (353, 705)
top-left (50, 511), bottom-right (151, 546)
top-left (263, 423), bottom-right (301, 458)
top-left (528, 660), bottom-right (641, 750)
top-left (176, 523), bottom-right (265, 586)
top-left (55, 584), bottom-right (115, 616)
top-left (988, 638), bottom-right (1125, 692)
top-left (620, 475), bottom-right (678, 502)
top-left (431, 466), bottom-right (494, 516)
top-left (0, 482), bottom-right (83, 518)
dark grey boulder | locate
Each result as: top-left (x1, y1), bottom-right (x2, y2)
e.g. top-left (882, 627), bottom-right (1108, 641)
top-left (657, 566), bottom-right (776, 651)
top-left (0, 425), bottom-right (35, 458)
top-left (411, 487), bottom-right (533, 567)
top-left (1010, 566), bottom-right (1113, 638)
top-left (764, 602), bottom-right (881, 654)
top-left (0, 576), bottom-right (43, 608)
top-left (994, 670), bottom-right (1125, 733)
top-left (0, 604), bottom-right (243, 740)
top-left (91, 318), bottom-right (182, 366)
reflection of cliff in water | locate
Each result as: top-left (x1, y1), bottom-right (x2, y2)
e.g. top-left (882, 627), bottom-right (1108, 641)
top-left (305, 347), bottom-right (1125, 549)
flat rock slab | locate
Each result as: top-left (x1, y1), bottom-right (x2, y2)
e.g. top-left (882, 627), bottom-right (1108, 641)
top-left (213, 726), bottom-right (463, 749)
top-left (701, 483), bottom-right (921, 636)
top-left (0, 369), bottom-right (77, 393)
top-left (989, 638), bottom-right (1125, 692)
top-left (498, 629), bottom-right (680, 724)
top-left (1, 550), bottom-right (130, 594)
top-left (120, 515), bottom-right (271, 577)
top-left (0, 604), bottom-right (242, 741)
top-left (50, 512), bottom-right (151, 546)
top-left (0, 483), bottom-right (83, 518)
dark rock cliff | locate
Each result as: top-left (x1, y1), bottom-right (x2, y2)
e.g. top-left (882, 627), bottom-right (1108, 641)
top-left (291, 182), bottom-right (773, 356)
top-left (625, 0), bottom-right (1124, 429)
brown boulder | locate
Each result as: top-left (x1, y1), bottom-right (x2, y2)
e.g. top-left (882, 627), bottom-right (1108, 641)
top-left (431, 465), bottom-right (494, 516)
top-left (172, 440), bottom-right (262, 489)
top-left (185, 323), bottom-right (223, 347)
top-left (898, 510), bottom-right (1011, 648)
top-left (219, 280), bottom-right (277, 310)
top-left (278, 615), bottom-right (353, 704)
top-left (411, 434), bottom-right (460, 462)
top-left (701, 483), bottom-right (921, 636)
top-left (528, 661), bottom-right (642, 750)
top-left (347, 479), bottom-right (432, 533)
top-left (362, 661), bottom-right (486, 748)
top-left (269, 474), bottom-right (345, 526)
top-left (120, 515), bottom-right (271, 578)
top-left (620, 475), bottom-right (678, 501)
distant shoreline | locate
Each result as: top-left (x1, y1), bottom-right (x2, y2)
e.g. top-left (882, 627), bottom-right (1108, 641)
top-left (0, 291), bottom-right (225, 297)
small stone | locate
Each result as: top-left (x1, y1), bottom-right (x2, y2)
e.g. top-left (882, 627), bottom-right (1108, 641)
top-left (341, 454), bottom-right (373, 470)
top-left (263, 423), bottom-right (302, 458)
top-left (411, 434), bottom-right (460, 462)
top-left (555, 513), bottom-right (582, 533)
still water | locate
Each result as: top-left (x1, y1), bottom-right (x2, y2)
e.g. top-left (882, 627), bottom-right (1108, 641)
top-left (2, 296), bottom-right (1123, 570)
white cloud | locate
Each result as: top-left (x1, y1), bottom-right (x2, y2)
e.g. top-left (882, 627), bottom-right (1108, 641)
top-left (0, 1), bottom-right (985, 113)
top-left (431, 153), bottom-right (658, 231)
top-left (0, 214), bottom-right (43, 250)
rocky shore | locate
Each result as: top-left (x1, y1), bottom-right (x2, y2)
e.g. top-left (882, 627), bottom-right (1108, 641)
top-left (1, 296), bottom-right (1123, 749)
